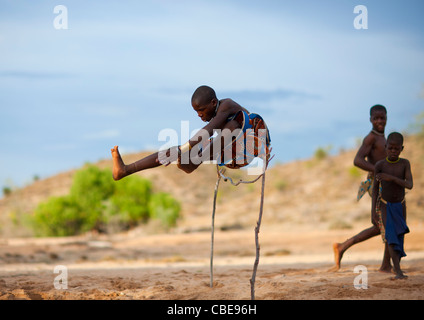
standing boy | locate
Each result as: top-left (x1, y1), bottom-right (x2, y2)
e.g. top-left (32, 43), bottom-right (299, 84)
top-left (372, 132), bottom-right (413, 279)
top-left (332, 105), bottom-right (391, 271)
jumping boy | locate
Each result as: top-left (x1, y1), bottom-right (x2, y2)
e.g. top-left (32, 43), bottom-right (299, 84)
top-left (111, 85), bottom-right (271, 180)
top-left (372, 132), bottom-right (413, 279)
top-left (332, 105), bottom-right (391, 271)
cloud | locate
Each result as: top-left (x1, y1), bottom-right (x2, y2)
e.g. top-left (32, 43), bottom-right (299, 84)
top-left (220, 88), bottom-right (321, 103)
top-left (82, 130), bottom-right (120, 141)
top-left (0, 70), bottom-right (76, 79)
top-left (42, 143), bottom-right (78, 151)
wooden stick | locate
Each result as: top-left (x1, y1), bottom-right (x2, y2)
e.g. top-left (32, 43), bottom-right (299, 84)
top-left (210, 169), bottom-right (221, 288)
top-left (210, 153), bottom-right (273, 293)
top-left (250, 172), bottom-right (266, 300)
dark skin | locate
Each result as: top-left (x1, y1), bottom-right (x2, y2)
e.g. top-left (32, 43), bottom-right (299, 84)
top-left (159, 98), bottom-right (249, 172)
top-left (111, 96), bottom-right (249, 180)
top-left (372, 140), bottom-right (413, 279)
top-left (353, 110), bottom-right (387, 173)
top-left (332, 109), bottom-right (391, 271)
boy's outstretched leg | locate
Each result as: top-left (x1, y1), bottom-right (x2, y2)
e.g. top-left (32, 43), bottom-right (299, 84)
top-left (331, 225), bottom-right (380, 271)
top-left (111, 146), bottom-right (161, 180)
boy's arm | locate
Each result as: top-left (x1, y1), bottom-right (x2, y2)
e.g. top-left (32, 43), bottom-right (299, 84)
top-left (371, 162), bottom-right (382, 227)
top-left (178, 110), bottom-right (232, 156)
top-left (353, 134), bottom-right (375, 173)
top-left (404, 159), bottom-right (413, 190)
top-left (191, 110), bottom-right (232, 144)
top-left (375, 160), bottom-right (413, 190)
top-left (157, 109), bottom-right (232, 166)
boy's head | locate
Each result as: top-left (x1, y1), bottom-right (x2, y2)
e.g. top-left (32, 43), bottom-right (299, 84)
top-left (370, 104), bottom-right (387, 116)
top-left (191, 86), bottom-right (218, 122)
top-left (386, 132), bottom-right (404, 161)
top-left (369, 104), bottom-right (387, 134)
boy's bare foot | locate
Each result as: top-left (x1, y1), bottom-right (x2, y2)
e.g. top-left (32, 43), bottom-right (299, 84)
top-left (111, 146), bottom-right (127, 180)
top-left (378, 266), bottom-right (392, 273)
top-left (331, 243), bottom-right (343, 271)
top-left (392, 273), bottom-right (408, 280)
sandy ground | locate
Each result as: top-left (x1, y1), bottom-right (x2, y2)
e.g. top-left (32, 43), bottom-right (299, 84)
top-left (1, 221), bottom-right (424, 300)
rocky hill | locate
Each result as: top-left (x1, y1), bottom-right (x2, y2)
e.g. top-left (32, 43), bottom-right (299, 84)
top-left (1, 135), bottom-right (423, 237)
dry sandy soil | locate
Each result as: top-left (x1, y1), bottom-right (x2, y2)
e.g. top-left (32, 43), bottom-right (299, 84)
top-left (1, 221), bottom-right (424, 300)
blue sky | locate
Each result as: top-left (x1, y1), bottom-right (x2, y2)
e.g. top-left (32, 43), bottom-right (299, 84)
top-left (0, 0), bottom-right (423, 192)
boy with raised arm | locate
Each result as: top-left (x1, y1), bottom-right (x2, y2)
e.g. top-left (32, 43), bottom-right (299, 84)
top-left (332, 105), bottom-right (391, 271)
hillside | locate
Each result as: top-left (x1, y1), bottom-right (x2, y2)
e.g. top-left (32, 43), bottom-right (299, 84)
top-left (1, 135), bottom-right (423, 238)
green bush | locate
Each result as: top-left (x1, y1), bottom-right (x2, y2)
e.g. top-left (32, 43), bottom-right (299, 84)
top-left (108, 176), bottom-right (152, 227)
top-left (31, 164), bottom-right (181, 236)
top-left (70, 165), bottom-right (115, 219)
top-left (32, 196), bottom-right (84, 236)
top-left (348, 166), bottom-right (362, 178)
top-left (314, 147), bottom-right (327, 160)
top-left (2, 186), bottom-right (12, 197)
top-left (148, 192), bottom-right (181, 228)
top-left (275, 179), bottom-right (289, 191)
top-left (69, 165), bottom-right (116, 232)
top-left (314, 145), bottom-right (332, 161)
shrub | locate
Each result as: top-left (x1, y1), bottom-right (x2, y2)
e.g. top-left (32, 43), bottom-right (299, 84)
top-left (314, 147), bottom-right (327, 160)
top-left (2, 187), bottom-right (12, 197)
top-left (148, 192), bottom-right (181, 228)
top-left (275, 179), bottom-right (289, 191)
top-left (32, 196), bottom-right (84, 236)
top-left (68, 165), bottom-right (116, 231)
top-left (70, 165), bottom-right (115, 209)
top-left (348, 166), bottom-right (362, 179)
top-left (31, 164), bottom-right (181, 236)
top-left (314, 145), bottom-right (332, 161)
top-left (108, 176), bottom-right (152, 228)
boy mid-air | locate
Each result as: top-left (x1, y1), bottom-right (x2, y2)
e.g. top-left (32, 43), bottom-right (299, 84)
top-left (111, 85), bottom-right (271, 180)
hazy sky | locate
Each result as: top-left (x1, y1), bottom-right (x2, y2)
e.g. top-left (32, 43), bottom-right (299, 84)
top-left (0, 0), bottom-right (423, 192)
